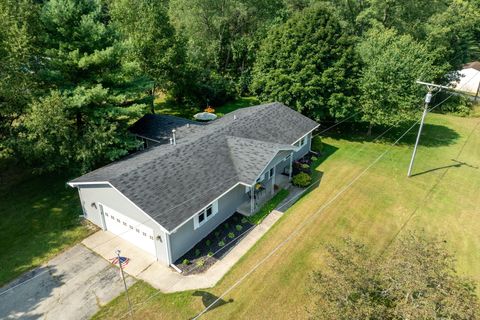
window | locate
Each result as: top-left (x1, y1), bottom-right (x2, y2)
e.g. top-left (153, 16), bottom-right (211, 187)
top-left (123, 222), bottom-right (127, 226)
top-left (194, 200), bottom-right (218, 229)
top-left (105, 212), bottom-right (109, 217)
top-left (129, 225), bottom-right (133, 229)
top-left (149, 236), bottom-right (154, 240)
top-left (116, 218), bottom-right (120, 223)
top-left (142, 232), bottom-right (147, 236)
top-left (206, 205), bottom-right (212, 218)
top-left (111, 215), bottom-right (114, 220)
top-left (295, 136), bottom-right (308, 148)
top-left (135, 228), bottom-right (140, 233)
top-left (269, 167), bottom-right (274, 178)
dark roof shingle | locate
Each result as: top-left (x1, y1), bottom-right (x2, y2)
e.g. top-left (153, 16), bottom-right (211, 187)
top-left (70, 102), bottom-right (319, 231)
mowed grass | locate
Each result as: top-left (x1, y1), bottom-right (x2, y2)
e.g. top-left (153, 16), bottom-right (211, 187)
top-left (94, 112), bottom-right (480, 319)
top-left (0, 173), bottom-right (93, 286)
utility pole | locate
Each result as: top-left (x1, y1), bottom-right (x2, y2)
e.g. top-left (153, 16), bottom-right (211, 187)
top-left (407, 81), bottom-right (454, 177)
top-left (407, 90), bottom-right (432, 177)
top-left (116, 249), bottom-right (134, 319)
top-left (407, 80), bottom-right (454, 177)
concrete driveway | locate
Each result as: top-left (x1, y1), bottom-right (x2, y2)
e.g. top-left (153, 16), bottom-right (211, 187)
top-left (0, 244), bottom-right (135, 320)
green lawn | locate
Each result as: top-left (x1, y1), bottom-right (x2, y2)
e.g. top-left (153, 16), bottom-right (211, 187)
top-left (0, 171), bottom-right (93, 286)
top-left (94, 112), bottom-right (480, 319)
top-left (214, 97), bottom-right (259, 117)
top-left (248, 189), bottom-right (289, 225)
top-left (154, 96), bottom-right (260, 119)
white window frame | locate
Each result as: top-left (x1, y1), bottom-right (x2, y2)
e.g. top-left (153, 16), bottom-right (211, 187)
top-left (194, 200), bottom-right (219, 229)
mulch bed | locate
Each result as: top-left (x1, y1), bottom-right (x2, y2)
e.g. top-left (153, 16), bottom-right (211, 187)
top-left (292, 152), bottom-right (318, 175)
top-left (173, 212), bottom-right (254, 275)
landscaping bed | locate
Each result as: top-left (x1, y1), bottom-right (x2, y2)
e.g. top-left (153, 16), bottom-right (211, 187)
top-left (174, 213), bottom-right (254, 275)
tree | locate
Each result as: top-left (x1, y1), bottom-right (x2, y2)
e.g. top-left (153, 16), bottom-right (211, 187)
top-left (357, 27), bottom-right (434, 132)
top-left (357, 0), bottom-right (448, 40)
top-left (0, 0), bottom-right (39, 159)
top-left (169, 0), bottom-right (285, 95)
top-left (21, 0), bottom-right (145, 173)
top-left (425, 0), bottom-right (480, 79)
top-left (309, 235), bottom-right (479, 319)
top-left (251, 4), bottom-right (359, 121)
top-left (110, 0), bottom-right (187, 112)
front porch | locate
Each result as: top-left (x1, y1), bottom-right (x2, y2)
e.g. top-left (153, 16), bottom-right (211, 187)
top-left (237, 171), bottom-right (291, 216)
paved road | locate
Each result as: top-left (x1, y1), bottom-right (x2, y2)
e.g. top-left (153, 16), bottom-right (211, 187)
top-left (0, 245), bottom-right (135, 320)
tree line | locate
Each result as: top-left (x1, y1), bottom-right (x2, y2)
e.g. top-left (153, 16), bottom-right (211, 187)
top-left (1, 0), bottom-right (479, 173)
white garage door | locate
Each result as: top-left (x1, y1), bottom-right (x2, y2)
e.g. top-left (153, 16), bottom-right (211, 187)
top-left (100, 204), bottom-right (156, 256)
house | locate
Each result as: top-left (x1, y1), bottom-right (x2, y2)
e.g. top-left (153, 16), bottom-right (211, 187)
top-left (68, 102), bottom-right (319, 266)
top-left (453, 61), bottom-right (480, 97)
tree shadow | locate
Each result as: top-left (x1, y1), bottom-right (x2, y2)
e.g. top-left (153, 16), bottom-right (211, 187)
top-left (411, 159), bottom-right (479, 177)
top-left (325, 123), bottom-right (461, 148)
top-left (313, 143), bottom-right (339, 167)
top-left (0, 266), bottom-right (65, 319)
top-left (191, 290), bottom-right (233, 315)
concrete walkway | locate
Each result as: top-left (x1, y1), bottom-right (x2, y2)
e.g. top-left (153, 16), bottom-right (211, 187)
top-left (0, 245), bottom-right (135, 320)
top-left (83, 209), bottom-right (285, 293)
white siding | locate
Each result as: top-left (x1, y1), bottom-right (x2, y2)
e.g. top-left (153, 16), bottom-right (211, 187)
top-left (77, 184), bottom-right (170, 265)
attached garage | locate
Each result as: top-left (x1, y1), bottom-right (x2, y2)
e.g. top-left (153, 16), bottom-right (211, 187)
top-left (99, 204), bottom-right (156, 256)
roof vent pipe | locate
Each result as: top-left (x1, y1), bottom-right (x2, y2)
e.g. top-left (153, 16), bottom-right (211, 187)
top-left (172, 129), bottom-right (176, 145)
top-left (187, 123), bottom-right (190, 128)
top-left (169, 138), bottom-right (173, 145)
top-left (233, 115), bottom-right (237, 120)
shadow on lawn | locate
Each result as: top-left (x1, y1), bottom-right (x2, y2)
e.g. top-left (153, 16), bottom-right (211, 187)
top-left (411, 159), bottom-right (479, 177)
top-left (191, 291), bottom-right (233, 315)
top-left (325, 123), bottom-right (461, 148)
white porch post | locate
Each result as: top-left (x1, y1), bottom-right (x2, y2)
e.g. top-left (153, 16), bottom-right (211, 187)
top-left (271, 166), bottom-right (276, 195)
top-left (288, 152), bottom-right (293, 180)
top-left (250, 183), bottom-right (255, 214)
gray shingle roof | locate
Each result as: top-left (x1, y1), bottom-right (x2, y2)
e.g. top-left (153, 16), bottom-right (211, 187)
top-left (70, 102), bottom-right (319, 231)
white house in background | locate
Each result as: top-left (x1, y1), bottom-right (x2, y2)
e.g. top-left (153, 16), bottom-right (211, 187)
top-left (453, 61), bottom-right (480, 96)
top-left (68, 102), bottom-right (319, 267)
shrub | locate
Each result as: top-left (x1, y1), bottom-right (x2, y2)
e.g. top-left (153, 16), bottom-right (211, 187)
top-left (196, 259), bottom-right (204, 267)
top-left (311, 156), bottom-right (318, 162)
top-left (228, 232), bottom-right (235, 239)
top-left (235, 224), bottom-right (243, 231)
top-left (311, 136), bottom-right (323, 153)
top-left (206, 239), bottom-right (211, 246)
top-left (182, 259), bottom-right (190, 265)
top-left (218, 240), bottom-right (225, 247)
top-left (301, 163), bottom-right (310, 169)
top-left (214, 231), bottom-right (220, 238)
top-left (293, 172), bottom-right (312, 187)
top-left (207, 251), bottom-right (214, 257)
top-left (195, 249), bottom-right (201, 256)
top-left (241, 217), bottom-right (248, 224)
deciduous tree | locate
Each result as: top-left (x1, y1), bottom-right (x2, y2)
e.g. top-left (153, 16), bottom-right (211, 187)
top-left (357, 27), bottom-right (434, 132)
top-left (251, 4), bottom-right (359, 121)
top-left (309, 235), bottom-right (479, 319)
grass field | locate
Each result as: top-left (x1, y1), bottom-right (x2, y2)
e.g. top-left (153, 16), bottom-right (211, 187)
top-left (0, 172), bottom-right (93, 286)
top-left (93, 111), bottom-right (480, 319)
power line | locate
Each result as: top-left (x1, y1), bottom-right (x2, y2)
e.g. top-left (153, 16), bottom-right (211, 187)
top-left (379, 119), bottom-right (480, 257)
top-left (0, 108), bottom-right (364, 297)
top-left (2, 68), bottom-right (475, 300)
top-left (116, 122), bottom-right (414, 318)
top-left (190, 82), bottom-right (476, 319)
